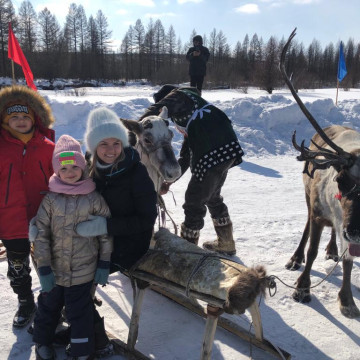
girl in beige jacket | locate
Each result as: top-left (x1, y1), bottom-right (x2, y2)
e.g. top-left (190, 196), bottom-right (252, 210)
top-left (32, 135), bottom-right (113, 360)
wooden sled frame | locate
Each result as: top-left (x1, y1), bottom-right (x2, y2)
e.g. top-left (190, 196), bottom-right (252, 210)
top-left (109, 270), bottom-right (291, 360)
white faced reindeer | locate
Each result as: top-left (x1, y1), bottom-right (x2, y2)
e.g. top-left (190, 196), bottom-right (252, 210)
top-left (121, 107), bottom-right (181, 193)
top-left (281, 29), bottom-right (360, 318)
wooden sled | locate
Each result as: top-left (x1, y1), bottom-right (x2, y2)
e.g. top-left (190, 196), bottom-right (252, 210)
top-left (109, 228), bottom-right (291, 360)
top-left (0, 241), bottom-right (6, 260)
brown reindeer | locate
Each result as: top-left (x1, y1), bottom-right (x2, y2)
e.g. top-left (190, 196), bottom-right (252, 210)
top-left (280, 29), bottom-right (360, 318)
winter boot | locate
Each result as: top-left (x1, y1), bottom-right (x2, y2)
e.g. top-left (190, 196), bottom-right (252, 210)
top-left (53, 325), bottom-right (71, 346)
top-left (203, 217), bottom-right (236, 256)
top-left (35, 344), bottom-right (56, 360)
top-left (94, 317), bottom-right (114, 358)
top-left (13, 297), bottom-right (36, 328)
top-left (180, 223), bottom-right (200, 245)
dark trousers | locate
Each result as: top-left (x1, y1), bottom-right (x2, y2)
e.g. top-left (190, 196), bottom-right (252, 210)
top-left (190, 75), bottom-right (204, 92)
top-left (33, 281), bottom-right (94, 357)
top-left (183, 159), bottom-right (235, 230)
top-left (2, 238), bottom-right (33, 302)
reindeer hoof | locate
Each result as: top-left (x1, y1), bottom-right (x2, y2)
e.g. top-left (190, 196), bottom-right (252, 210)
top-left (325, 253), bottom-right (339, 262)
top-left (285, 258), bottom-right (302, 271)
top-left (293, 288), bottom-right (311, 303)
top-left (338, 300), bottom-right (360, 318)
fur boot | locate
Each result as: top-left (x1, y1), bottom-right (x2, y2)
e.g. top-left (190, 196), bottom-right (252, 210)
top-left (203, 217), bottom-right (236, 255)
top-left (180, 223), bottom-right (200, 245)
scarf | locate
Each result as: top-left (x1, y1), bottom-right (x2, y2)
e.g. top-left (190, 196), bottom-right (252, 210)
top-left (1, 123), bottom-right (35, 144)
top-left (49, 174), bottom-right (96, 195)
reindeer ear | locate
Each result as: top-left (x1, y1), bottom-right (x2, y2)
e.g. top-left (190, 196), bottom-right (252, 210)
top-left (159, 106), bottom-right (168, 119)
top-left (120, 118), bottom-right (142, 135)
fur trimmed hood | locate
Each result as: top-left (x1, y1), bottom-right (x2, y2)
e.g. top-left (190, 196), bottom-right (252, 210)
top-left (0, 85), bottom-right (55, 131)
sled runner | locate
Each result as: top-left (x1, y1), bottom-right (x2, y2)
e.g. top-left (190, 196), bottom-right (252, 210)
top-left (109, 228), bottom-right (291, 360)
top-left (0, 241), bottom-right (6, 260)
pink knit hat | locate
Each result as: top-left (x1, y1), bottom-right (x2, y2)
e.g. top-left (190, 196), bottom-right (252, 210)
top-left (52, 135), bottom-right (86, 175)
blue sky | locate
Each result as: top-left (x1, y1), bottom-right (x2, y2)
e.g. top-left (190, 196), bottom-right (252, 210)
top-left (13, 0), bottom-right (360, 51)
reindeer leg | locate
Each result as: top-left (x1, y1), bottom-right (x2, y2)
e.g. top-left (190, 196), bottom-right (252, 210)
top-left (338, 258), bottom-right (360, 318)
top-left (325, 228), bottom-right (338, 261)
top-left (286, 217), bottom-right (309, 271)
top-left (293, 221), bottom-right (323, 303)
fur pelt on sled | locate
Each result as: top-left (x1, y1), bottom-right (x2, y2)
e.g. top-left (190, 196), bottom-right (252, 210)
top-left (134, 228), bottom-right (269, 314)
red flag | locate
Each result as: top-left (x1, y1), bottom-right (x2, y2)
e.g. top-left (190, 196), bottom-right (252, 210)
top-left (8, 22), bottom-right (37, 90)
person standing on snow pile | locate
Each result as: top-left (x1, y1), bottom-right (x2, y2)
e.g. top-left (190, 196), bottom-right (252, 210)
top-left (141, 85), bottom-right (244, 256)
top-left (186, 35), bottom-right (210, 94)
top-left (32, 135), bottom-right (113, 360)
top-left (0, 85), bottom-right (55, 328)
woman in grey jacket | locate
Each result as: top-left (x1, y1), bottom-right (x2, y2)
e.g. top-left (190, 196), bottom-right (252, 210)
top-left (32, 135), bottom-right (113, 360)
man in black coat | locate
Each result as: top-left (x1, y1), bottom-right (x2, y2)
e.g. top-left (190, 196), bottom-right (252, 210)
top-left (186, 35), bottom-right (210, 94)
top-left (141, 85), bottom-right (244, 256)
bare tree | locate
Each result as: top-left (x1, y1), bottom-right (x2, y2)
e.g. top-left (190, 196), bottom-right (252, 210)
top-left (87, 15), bottom-right (99, 54)
top-left (261, 36), bottom-right (279, 93)
top-left (18, 1), bottom-right (37, 52)
top-left (77, 5), bottom-right (87, 53)
top-left (0, 0), bottom-right (16, 75)
top-left (166, 25), bottom-right (176, 66)
top-left (38, 7), bottom-right (60, 53)
top-left (64, 3), bottom-right (79, 53)
top-left (154, 19), bottom-right (165, 72)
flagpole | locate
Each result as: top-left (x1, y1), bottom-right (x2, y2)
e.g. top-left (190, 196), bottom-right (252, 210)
top-left (336, 79), bottom-right (339, 106)
top-left (11, 59), bottom-right (15, 85)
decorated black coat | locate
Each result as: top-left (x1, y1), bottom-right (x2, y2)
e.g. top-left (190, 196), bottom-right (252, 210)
top-left (93, 147), bottom-right (157, 272)
top-left (142, 87), bottom-right (244, 182)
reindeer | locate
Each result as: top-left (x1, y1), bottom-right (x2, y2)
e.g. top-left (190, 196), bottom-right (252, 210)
top-left (281, 29), bottom-right (360, 318)
top-left (121, 107), bottom-right (181, 194)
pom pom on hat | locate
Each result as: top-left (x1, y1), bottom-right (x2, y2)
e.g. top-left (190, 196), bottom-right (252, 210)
top-left (52, 135), bottom-right (86, 175)
top-left (84, 107), bottom-right (129, 154)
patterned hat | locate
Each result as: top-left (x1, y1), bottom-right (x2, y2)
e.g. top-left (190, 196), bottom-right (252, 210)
top-left (52, 135), bottom-right (86, 175)
top-left (171, 88), bottom-right (208, 129)
top-left (2, 101), bottom-right (35, 125)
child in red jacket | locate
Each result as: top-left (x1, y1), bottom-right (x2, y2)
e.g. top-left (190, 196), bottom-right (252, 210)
top-left (0, 85), bottom-right (55, 328)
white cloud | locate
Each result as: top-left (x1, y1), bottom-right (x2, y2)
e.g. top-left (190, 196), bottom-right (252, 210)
top-left (117, 0), bottom-right (155, 6)
top-left (293, 0), bottom-right (320, 3)
top-left (177, 0), bottom-right (203, 4)
top-left (116, 9), bottom-right (129, 15)
top-left (235, 4), bottom-right (260, 14)
top-left (144, 12), bottom-right (177, 18)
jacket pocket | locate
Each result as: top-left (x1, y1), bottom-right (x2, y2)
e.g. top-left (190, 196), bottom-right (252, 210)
top-left (39, 161), bottom-right (49, 186)
top-left (5, 164), bottom-right (13, 205)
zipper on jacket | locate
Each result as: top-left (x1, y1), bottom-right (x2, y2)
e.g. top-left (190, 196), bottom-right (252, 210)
top-left (5, 164), bottom-right (13, 205)
top-left (39, 161), bottom-right (49, 185)
top-left (23, 145), bottom-right (27, 156)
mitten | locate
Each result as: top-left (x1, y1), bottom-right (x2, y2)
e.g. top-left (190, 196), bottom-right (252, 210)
top-left (29, 217), bottom-right (39, 243)
top-left (38, 266), bottom-right (56, 293)
top-left (76, 215), bottom-right (107, 237)
top-left (94, 260), bottom-right (110, 286)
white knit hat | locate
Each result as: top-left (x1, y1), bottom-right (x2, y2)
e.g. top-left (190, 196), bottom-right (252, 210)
top-left (84, 107), bottom-right (129, 154)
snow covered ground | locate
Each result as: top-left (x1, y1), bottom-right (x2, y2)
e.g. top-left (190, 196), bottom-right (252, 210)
top-left (1, 85), bottom-right (360, 359)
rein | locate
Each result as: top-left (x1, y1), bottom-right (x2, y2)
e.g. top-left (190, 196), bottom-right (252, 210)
top-left (136, 138), bottom-right (178, 235)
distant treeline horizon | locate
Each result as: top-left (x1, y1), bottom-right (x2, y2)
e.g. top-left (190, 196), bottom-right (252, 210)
top-left (0, 0), bottom-right (359, 92)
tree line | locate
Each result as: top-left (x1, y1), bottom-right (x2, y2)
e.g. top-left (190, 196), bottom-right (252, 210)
top-left (1, 0), bottom-right (359, 92)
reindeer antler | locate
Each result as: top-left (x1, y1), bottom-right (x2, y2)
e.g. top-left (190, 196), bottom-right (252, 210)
top-left (281, 28), bottom-right (354, 175)
top-left (292, 131), bottom-right (352, 178)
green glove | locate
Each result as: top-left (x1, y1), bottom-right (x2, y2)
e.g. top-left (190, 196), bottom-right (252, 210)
top-left (94, 260), bottom-right (110, 286)
top-left (39, 266), bottom-right (56, 293)
top-left (76, 215), bottom-right (107, 237)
